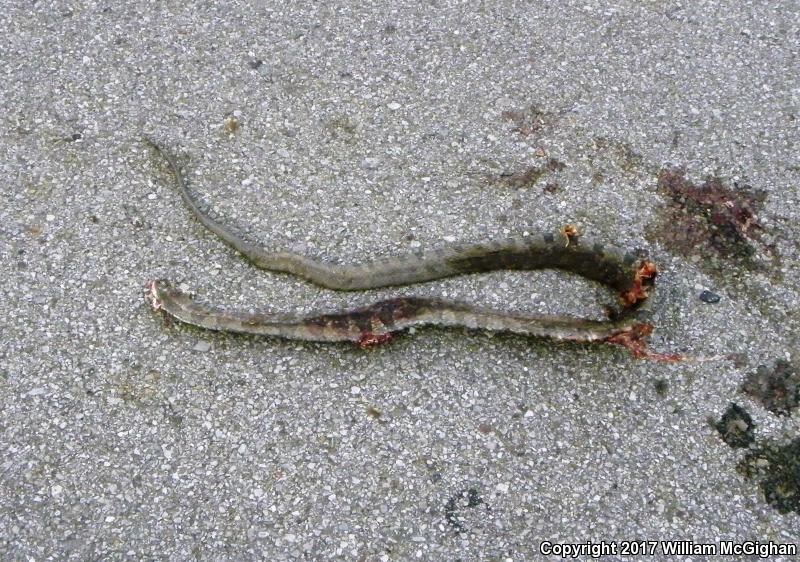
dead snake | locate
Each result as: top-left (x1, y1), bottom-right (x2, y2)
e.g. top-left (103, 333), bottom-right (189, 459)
top-left (144, 139), bottom-right (671, 359)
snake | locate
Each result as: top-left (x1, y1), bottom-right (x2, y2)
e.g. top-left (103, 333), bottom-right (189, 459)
top-left (144, 138), bottom-right (673, 359)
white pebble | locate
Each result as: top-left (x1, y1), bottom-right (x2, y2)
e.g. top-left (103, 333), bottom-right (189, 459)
top-left (193, 341), bottom-right (211, 352)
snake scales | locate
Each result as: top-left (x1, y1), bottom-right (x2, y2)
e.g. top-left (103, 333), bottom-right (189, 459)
top-left (145, 138), bottom-right (672, 359)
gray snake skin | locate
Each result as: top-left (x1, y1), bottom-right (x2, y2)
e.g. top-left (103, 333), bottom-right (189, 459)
top-left (145, 138), bottom-right (672, 359)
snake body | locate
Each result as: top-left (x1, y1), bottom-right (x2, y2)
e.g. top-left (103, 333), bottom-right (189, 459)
top-left (145, 139), bottom-right (661, 356)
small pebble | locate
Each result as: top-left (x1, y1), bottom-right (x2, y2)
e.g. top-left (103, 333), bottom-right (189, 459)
top-left (699, 290), bottom-right (721, 304)
top-left (361, 157), bottom-right (380, 170)
top-left (193, 340), bottom-right (211, 352)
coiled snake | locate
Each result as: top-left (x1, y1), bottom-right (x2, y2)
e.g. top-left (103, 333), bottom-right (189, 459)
top-left (144, 139), bottom-right (677, 360)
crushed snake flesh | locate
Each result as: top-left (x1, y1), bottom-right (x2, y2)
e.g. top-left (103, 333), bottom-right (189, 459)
top-left (144, 138), bottom-right (678, 359)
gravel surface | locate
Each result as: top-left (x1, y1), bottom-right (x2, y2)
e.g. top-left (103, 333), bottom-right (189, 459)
top-left (1, 1), bottom-right (799, 560)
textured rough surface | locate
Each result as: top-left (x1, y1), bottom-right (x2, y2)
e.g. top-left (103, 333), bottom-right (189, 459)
top-left (2, 1), bottom-right (799, 559)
